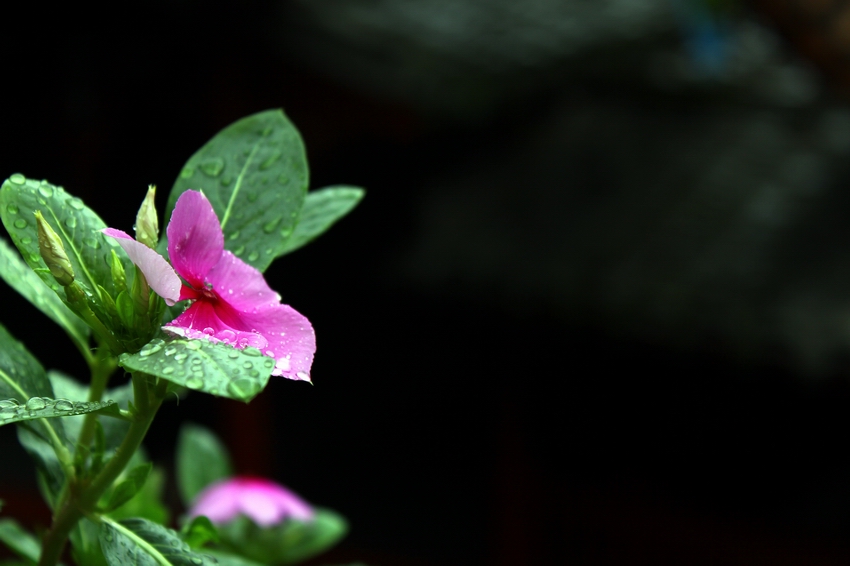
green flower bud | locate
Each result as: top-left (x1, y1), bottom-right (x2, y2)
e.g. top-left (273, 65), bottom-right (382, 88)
top-left (135, 185), bottom-right (159, 249)
top-left (34, 210), bottom-right (74, 286)
top-left (110, 249), bottom-right (127, 294)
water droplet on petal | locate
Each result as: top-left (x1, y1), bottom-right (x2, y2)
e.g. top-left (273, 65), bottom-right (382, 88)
top-left (296, 371), bottom-right (310, 381)
top-left (202, 327), bottom-right (215, 336)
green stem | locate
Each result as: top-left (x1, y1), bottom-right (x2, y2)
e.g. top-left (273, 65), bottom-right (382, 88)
top-left (38, 373), bottom-right (164, 566)
top-left (76, 353), bottom-right (116, 455)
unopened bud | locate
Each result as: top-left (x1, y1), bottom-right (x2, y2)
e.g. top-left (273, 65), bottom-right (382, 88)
top-left (135, 185), bottom-right (159, 249)
top-left (110, 250), bottom-right (127, 294)
top-left (35, 210), bottom-right (74, 286)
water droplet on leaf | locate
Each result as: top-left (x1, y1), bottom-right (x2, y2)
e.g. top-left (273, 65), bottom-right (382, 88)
top-left (13, 218), bottom-right (27, 229)
top-left (38, 185), bottom-right (54, 198)
top-left (68, 198), bottom-right (84, 210)
top-left (186, 376), bottom-right (203, 389)
top-left (246, 192), bottom-right (258, 203)
top-left (247, 251), bottom-right (259, 262)
top-left (83, 236), bottom-right (101, 249)
top-left (5, 203), bottom-right (18, 214)
top-left (180, 167), bottom-right (195, 179)
top-left (25, 397), bottom-right (47, 411)
top-left (54, 399), bottom-right (74, 411)
top-left (262, 218), bottom-right (280, 233)
top-left (9, 173), bottom-right (25, 185)
top-left (64, 216), bottom-right (77, 228)
top-left (184, 341), bottom-right (201, 351)
top-left (242, 347), bottom-right (262, 357)
top-left (199, 157), bottom-right (224, 177)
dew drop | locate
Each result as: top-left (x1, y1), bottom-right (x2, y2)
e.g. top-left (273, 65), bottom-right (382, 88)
top-left (221, 175), bottom-right (232, 187)
top-left (249, 369), bottom-right (260, 377)
top-left (5, 203), bottom-right (18, 214)
top-left (247, 251), bottom-right (259, 262)
top-left (280, 228), bottom-right (292, 238)
top-left (190, 557), bottom-right (204, 565)
top-left (64, 216), bottom-right (77, 228)
top-left (162, 366), bottom-right (175, 375)
top-left (199, 157), bottom-right (224, 177)
top-left (233, 246), bottom-right (245, 256)
top-left (186, 376), bottom-right (203, 389)
top-left (83, 237), bottom-right (101, 249)
top-left (174, 352), bottom-right (188, 363)
top-left (228, 230), bottom-right (240, 241)
top-left (184, 340), bottom-right (201, 351)
top-left (202, 327), bottom-right (215, 336)
top-left (242, 347), bottom-right (262, 357)
top-left (68, 198), bottom-right (84, 210)
top-left (296, 371), bottom-right (310, 381)
top-left (164, 346), bottom-right (177, 356)
top-left (242, 361), bottom-right (253, 369)
top-left (227, 350), bottom-right (240, 359)
top-left (38, 185), bottom-right (54, 198)
top-left (140, 341), bottom-right (164, 356)
top-left (259, 150), bottom-right (281, 171)
top-left (208, 387), bottom-right (219, 395)
top-left (246, 192), bottom-right (258, 203)
top-left (262, 218), bottom-right (280, 234)
top-left (180, 167), bottom-right (195, 179)
top-left (25, 397), bottom-right (47, 411)
top-left (261, 126), bottom-right (273, 136)
top-left (54, 399), bottom-right (74, 411)
top-left (9, 173), bottom-right (25, 185)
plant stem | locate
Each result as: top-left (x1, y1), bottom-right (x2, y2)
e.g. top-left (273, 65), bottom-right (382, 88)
top-left (76, 352), bottom-right (117, 455)
top-left (38, 373), bottom-right (164, 566)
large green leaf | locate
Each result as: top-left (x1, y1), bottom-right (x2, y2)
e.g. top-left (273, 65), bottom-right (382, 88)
top-left (0, 322), bottom-right (54, 405)
top-left (0, 519), bottom-right (40, 563)
top-left (276, 185), bottom-right (364, 257)
top-left (0, 397), bottom-right (118, 427)
top-left (16, 426), bottom-right (64, 507)
top-left (119, 338), bottom-right (273, 403)
top-left (0, 175), bottom-right (132, 308)
top-left (100, 517), bottom-right (217, 566)
top-left (0, 237), bottom-right (90, 354)
top-left (176, 423), bottom-right (233, 506)
top-left (162, 109), bottom-right (309, 272)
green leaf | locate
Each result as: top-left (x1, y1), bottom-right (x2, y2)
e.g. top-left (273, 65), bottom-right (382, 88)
top-left (100, 517), bottom-right (217, 566)
top-left (106, 466), bottom-right (169, 525)
top-left (102, 463), bottom-right (152, 512)
top-left (0, 322), bottom-right (53, 404)
top-left (277, 185), bottom-right (364, 257)
top-left (180, 516), bottom-right (219, 549)
top-left (0, 237), bottom-right (90, 355)
top-left (199, 550), bottom-right (265, 566)
top-left (0, 396), bottom-right (118, 427)
top-left (119, 338), bottom-right (273, 403)
top-left (0, 175), bottom-right (132, 310)
top-left (48, 371), bottom-right (132, 451)
top-left (70, 518), bottom-right (108, 566)
top-left (161, 109), bottom-right (309, 272)
top-left (16, 426), bottom-right (64, 507)
top-left (176, 423), bottom-right (233, 507)
top-left (0, 518), bottom-right (40, 563)
top-left (220, 509), bottom-right (348, 565)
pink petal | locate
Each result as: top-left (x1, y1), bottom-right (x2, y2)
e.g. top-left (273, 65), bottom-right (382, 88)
top-left (167, 191), bottom-right (224, 288)
top-left (163, 300), bottom-right (268, 349)
top-left (189, 481), bottom-right (242, 524)
top-left (238, 490), bottom-right (283, 526)
top-left (204, 251), bottom-right (280, 312)
top-left (236, 304), bottom-right (316, 382)
top-left (101, 228), bottom-right (181, 305)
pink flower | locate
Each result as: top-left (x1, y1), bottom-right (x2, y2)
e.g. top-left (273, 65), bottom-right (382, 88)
top-left (189, 476), bottom-right (314, 527)
top-left (103, 190), bottom-right (315, 381)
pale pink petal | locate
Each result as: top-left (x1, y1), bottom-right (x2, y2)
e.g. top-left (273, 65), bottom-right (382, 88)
top-left (101, 228), bottom-right (181, 305)
top-left (189, 481), bottom-right (242, 523)
top-left (167, 191), bottom-right (224, 287)
top-left (204, 251), bottom-right (280, 312)
top-left (189, 477), bottom-right (314, 526)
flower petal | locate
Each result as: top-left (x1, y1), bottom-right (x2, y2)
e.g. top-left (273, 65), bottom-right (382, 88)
top-left (189, 480), bottom-right (242, 524)
top-left (102, 228), bottom-right (181, 305)
top-left (163, 300), bottom-right (268, 349)
top-left (189, 477), bottom-right (314, 526)
top-left (167, 190), bottom-right (224, 287)
top-left (205, 251), bottom-right (280, 312)
top-left (237, 304), bottom-right (316, 382)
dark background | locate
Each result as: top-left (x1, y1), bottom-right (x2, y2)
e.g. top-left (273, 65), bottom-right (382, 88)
top-left (5, 1), bottom-right (850, 564)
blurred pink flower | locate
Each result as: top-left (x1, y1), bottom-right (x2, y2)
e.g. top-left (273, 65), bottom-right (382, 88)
top-left (189, 476), bottom-right (314, 527)
top-left (104, 190), bottom-right (315, 381)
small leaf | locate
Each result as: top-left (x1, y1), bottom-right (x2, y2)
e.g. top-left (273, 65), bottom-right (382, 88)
top-left (119, 338), bottom-right (273, 403)
top-left (277, 185), bottom-right (365, 257)
top-left (16, 426), bottom-right (64, 507)
top-left (161, 109), bottom-right (309, 272)
top-left (0, 175), bottom-right (133, 312)
top-left (100, 517), bottom-right (216, 566)
top-left (106, 466), bottom-right (169, 524)
top-left (180, 516), bottom-right (219, 549)
top-left (0, 518), bottom-right (41, 562)
top-left (0, 238), bottom-right (90, 354)
top-left (176, 423), bottom-right (233, 506)
top-left (0, 397), bottom-right (118, 427)
top-left (70, 518), bottom-right (108, 566)
top-left (103, 462), bottom-right (152, 512)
